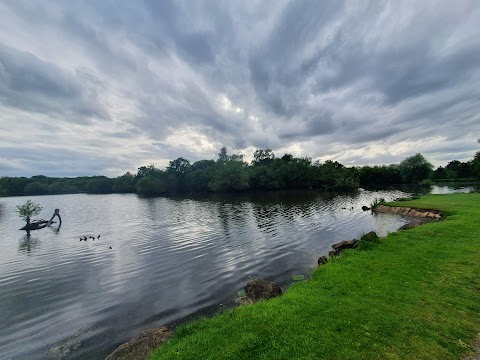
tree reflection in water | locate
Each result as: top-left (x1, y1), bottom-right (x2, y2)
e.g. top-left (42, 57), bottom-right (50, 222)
top-left (18, 234), bottom-right (40, 255)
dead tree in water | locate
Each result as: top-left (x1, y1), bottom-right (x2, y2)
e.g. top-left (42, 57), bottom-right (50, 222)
top-left (19, 208), bottom-right (62, 235)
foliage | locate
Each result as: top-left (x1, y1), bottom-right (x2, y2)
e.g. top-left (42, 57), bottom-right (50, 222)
top-left (252, 149), bottom-right (275, 166)
top-left (473, 151), bottom-right (480, 180)
top-left (359, 164), bottom-right (401, 187)
top-left (136, 176), bottom-right (167, 197)
top-left (419, 179), bottom-right (435, 187)
top-left (112, 172), bottom-right (136, 193)
top-left (370, 197), bottom-right (386, 209)
top-left (150, 194), bottom-right (480, 360)
top-left (1, 149), bottom-right (478, 198)
top-left (398, 153), bottom-right (433, 183)
top-left (16, 200), bottom-right (42, 222)
top-left (166, 157), bottom-right (191, 174)
top-left (433, 160), bottom-right (475, 181)
top-left (86, 176), bottom-right (114, 194)
top-left (208, 161), bottom-right (250, 192)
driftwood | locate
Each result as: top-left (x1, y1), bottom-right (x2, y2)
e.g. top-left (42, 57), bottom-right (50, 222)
top-left (20, 209), bottom-right (62, 234)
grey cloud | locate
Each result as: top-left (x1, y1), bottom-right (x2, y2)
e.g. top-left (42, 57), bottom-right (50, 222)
top-left (0, 44), bottom-right (109, 122)
top-left (0, 146), bottom-right (128, 177)
top-left (1, 1), bottom-right (480, 176)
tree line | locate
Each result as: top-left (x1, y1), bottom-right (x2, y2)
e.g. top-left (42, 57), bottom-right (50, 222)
top-left (1, 147), bottom-right (479, 197)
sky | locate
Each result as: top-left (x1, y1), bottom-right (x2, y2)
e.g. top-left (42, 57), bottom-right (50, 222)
top-left (0, 0), bottom-right (479, 178)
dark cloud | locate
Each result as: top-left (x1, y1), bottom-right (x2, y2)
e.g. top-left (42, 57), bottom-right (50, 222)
top-left (0, 44), bottom-right (109, 123)
top-left (0, 1), bottom-right (479, 176)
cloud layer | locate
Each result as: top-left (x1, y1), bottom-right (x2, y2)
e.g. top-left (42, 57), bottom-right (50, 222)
top-left (0, 0), bottom-right (479, 177)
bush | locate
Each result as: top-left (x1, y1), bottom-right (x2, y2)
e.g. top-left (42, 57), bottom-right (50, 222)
top-left (370, 197), bottom-right (386, 209)
top-left (16, 200), bottom-right (42, 222)
top-left (419, 179), bottom-right (435, 186)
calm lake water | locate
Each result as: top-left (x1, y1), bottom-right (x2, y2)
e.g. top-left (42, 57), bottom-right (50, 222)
top-left (0, 188), bottom-right (457, 359)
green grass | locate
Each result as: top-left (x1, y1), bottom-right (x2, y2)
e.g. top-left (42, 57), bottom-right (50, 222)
top-left (150, 194), bottom-right (480, 360)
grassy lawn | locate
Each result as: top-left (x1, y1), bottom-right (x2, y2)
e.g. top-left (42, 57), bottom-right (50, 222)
top-left (150, 193), bottom-right (480, 360)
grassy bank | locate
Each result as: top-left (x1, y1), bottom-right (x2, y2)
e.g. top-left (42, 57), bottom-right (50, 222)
top-left (150, 194), bottom-right (480, 359)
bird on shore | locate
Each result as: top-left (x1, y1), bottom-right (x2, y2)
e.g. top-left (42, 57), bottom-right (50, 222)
top-left (83, 236), bottom-right (88, 241)
top-left (97, 235), bottom-right (100, 239)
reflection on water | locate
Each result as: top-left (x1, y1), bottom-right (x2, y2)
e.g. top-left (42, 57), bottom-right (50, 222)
top-left (0, 189), bottom-right (426, 359)
top-left (430, 184), bottom-right (476, 194)
top-left (18, 235), bottom-right (40, 255)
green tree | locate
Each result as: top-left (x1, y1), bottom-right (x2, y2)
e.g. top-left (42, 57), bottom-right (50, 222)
top-left (473, 151), bottom-right (480, 180)
top-left (166, 157), bottom-right (191, 174)
top-left (112, 172), bottom-right (136, 193)
top-left (24, 182), bottom-right (49, 195)
top-left (86, 176), bottom-right (114, 194)
top-left (252, 149), bottom-right (275, 166)
top-left (209, 161), bottom-right (250, 192)
top-left (185, 160), bottom-right (216, 192)
top-left (217, 146), bottom-right (229, 162)
top-left (398, 153), bottom-right (434, 184)
top-left (16, 200), bottom-right (42, 224)
top-left (136, 164), bottom-right (161, 179)
top-left (136, 176), bottom-right (167, 197)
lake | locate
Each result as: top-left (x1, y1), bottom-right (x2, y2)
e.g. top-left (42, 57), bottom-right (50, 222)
top-left (0, 188), bottom-right (445, 359)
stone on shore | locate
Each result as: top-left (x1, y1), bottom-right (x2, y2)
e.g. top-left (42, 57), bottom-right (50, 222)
top-left (317, 256), bottom-right (328, 266)
top-left (331, 239), bottom-right (358, 252)
top-left (243, 278), bottom-right (282, 303)
top-left (105, 326), bottom-right (172, 360)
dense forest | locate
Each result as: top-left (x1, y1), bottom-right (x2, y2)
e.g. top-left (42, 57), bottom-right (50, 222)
top-left (1, 147), bottom-right (479, 197)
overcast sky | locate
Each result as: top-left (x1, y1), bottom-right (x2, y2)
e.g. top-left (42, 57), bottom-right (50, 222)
top-left (0, 0), bottom-right (479, 177)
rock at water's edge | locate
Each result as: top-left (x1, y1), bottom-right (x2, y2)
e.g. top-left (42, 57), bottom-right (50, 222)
top-left (105, 326), bottom-right (172, 360)
top-left (331, 239), bottom-right (358, 252)
top-left (244, 278), bottom-right (282, 303)
top-left (317, 256), bottom-right (328, 266)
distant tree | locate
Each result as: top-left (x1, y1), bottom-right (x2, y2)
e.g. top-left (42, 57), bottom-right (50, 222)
top-left (48, 180), bottom-right (78, 194)
top-left (217, 146), bottom-right (230, 162)
top-left (432, 166), bottom-right (452, 180)
top-left (166, 157), bottom-right (191, 174)
top-left (16, 200), bottom-right (42, 224)
top-left (185, 160), bottom-right (216, 192)
top-left (136, 176), bottom-right (167, 196)
top-left (230, 151), bottom-right (245, 162)
top-left (445, 160), bottom-right (473, 179)
top-left (112, 172), bottom-right (136, 193)
top-left (24, 182), bottom-right (49, 195)
top-left (398, 154), bottom-right (434, 183)
top-left (252, 149), bottom-right (275, 166)
top-left (281, 153), bottom-right (294, 162)
top-left (0, 177), bottom-right (30, 196)
top-left (86, 176), bottom-right (114, 194)
top-left (136, 164), bottom-right (161, 179)
top-left (209, 161), bottom-right (250, 192)
top-left (473, 151), bottom-right (480, 180)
